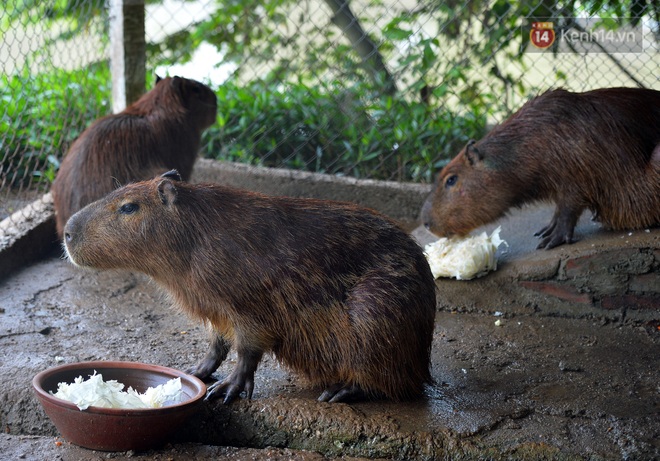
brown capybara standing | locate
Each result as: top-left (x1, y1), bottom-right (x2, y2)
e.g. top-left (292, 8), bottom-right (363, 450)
top-left (63, 171), bottom-right (437, 403)
top-left (51, 75), bottom-right (217, 237)
top-left (421, 87), bottom-right (660, 249)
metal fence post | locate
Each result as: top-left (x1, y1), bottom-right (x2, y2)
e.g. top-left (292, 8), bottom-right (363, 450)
top-left (109, 0), bottom-right (146, 113)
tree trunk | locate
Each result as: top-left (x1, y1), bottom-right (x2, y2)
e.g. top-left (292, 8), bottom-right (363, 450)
top-left (323, 0), bottom-right (397, 94)
top-left (109, 0), bottom-right (146, 113)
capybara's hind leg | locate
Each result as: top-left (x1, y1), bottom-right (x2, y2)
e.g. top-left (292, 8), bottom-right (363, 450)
top-left (189, 332), bottom-right (231, 379)
top-left (206, 348), bottom-right (263, 404)
top-left (318, 383), bottom-right (369, 403)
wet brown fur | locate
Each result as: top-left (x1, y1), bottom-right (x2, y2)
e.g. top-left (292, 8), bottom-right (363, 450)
top-left (51, 76), bottom-right (217, 237)
top-left (63, 174), bottom-right (437, 402)
top-left (421, 87), bottom-right (660, 249)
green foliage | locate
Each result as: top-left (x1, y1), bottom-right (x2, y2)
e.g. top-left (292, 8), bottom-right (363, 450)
top-left (146, 0), bottom-right (290, 71)
top-left (2, 0), bottom-right (657, 187)
top-left (201, 78), bottom-right (486, 182)
top-left (1, 0), bottom-right (107, 42)
top-left (0, 62), bottom-right (111, 186)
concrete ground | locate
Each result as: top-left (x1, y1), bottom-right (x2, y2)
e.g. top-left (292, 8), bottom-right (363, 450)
top-left (0, 161), bottom-right (658, 460)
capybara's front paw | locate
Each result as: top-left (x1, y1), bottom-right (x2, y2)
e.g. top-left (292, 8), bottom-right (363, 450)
top-left (537, 229), bottom-right (574, 249)
top-left (188, 358), bottom-right (219, 381)
top-left (189, 334), bottom-right (231, 380)
top-left (535, 207), bottom-right (577, 250)
top-left (205, 351), bottom-right (260, 404)
top-left (205, 372), bottom-right (255, 404)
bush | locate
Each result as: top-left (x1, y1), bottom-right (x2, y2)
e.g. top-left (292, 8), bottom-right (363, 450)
top-left (4, 67), bottom-right (486, 188)
top-left (0, 62), bottom-right (111, 187)
top-left (201, 78), bottom-right (486, 183)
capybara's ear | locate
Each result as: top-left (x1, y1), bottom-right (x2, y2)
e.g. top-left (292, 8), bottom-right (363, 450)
top-left (170, 76), bottom-right (184, 95)
top-left (155, 74), bottom-right (163, 85)
top-left (161, 169), bottom-right (182, 182)
top-left (464, 140), bottom-right (483, 166)
top-left (157, 179), bottom-right (178, 206)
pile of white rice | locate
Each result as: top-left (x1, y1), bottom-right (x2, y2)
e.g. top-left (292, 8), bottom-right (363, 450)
top-left (424, 227), bottom-right (507, 280)
top-left (52, 372), bottom-right (183, 410)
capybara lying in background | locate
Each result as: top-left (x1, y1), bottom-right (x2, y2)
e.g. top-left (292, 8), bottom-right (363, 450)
top-left (421, 87), bottom-right (660, 249)
top-left (52, 75), bottom-right (217, 237)
top-left (63, 170), bottom-right (437, 403)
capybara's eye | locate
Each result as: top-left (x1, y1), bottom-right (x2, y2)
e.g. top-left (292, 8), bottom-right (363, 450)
top-left (119, 203), bottom-right (139, 214)
top-left (444, 175), bottom-right (458, 188)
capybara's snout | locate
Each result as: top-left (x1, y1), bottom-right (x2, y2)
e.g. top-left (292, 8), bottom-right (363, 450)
top-left (61, 205), bottom-right (97, 267)
top-left (62, 210), bottom-right (82, 262)
top-left (420, 188), bottom-right (453, 237)
top-left (420, 196), bottom-right (434, 231)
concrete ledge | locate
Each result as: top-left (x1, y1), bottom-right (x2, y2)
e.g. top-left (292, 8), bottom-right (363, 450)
top-left (427, 224), bottom-right (660, 323)
top-left (0, 193), bottom-right (58, 281)
top-left (192, 159), bottom-right (431, 228)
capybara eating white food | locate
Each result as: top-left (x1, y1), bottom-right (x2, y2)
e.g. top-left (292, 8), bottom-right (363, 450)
top-left (421, 87), bottom-right (660, 249)
top-left (63, 171), bottom-right (437, 403)
top-left (52, 75), bottom-right (217, 237)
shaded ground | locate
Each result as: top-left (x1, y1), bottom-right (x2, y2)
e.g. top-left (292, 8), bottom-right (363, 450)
top-left (0, 203), bottom-right (658, 460)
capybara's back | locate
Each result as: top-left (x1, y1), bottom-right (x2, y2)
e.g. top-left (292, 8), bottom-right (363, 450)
top-left (63, 171), bottom-right (437, 403)
top-left (422, 87), bottom-right (660, 249)
top-left (52, 76), bottom-right (217, 236)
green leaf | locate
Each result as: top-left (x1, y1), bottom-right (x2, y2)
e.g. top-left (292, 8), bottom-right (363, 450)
top-left (383, 25), bottom-right (413, 41)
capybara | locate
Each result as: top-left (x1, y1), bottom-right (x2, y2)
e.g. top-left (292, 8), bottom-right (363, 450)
top-left (421, 87), bottom-right (660, 249)
top-left (63, 170), bottom-right (437, 403)
top-left (52, 75), bottom-right (217, 237)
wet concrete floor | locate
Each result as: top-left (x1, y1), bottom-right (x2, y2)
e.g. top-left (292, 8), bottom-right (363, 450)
top-left (0, 205), bottom-right (658, 460)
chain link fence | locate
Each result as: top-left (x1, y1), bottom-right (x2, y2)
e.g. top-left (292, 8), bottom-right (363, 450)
top-left (1, 0), bottom-right (659, 231)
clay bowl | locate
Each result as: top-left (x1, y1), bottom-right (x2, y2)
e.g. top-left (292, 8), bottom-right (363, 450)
top-left (32, 361), bottom-right (206, 452)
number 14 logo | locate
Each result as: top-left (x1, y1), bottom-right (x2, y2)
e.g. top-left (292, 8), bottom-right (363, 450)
top-left (531, 22), bottom-right (555, 49)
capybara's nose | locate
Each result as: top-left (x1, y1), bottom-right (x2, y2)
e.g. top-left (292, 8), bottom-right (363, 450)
top-left (421, 213), bottom-right (430, 229)
top-left (420, 200), bottom-right (432, 230)
top-left (62, 212), bottom-right (81, 246)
